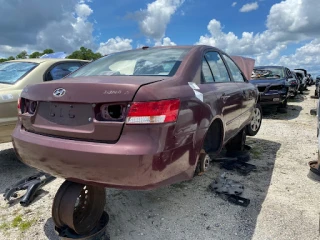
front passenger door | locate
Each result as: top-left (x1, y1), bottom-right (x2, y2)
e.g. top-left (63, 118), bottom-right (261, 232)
top-left (222, 54), bottom-right (255, 128)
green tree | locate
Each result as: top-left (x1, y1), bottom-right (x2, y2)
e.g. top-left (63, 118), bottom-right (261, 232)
top-left (0, 58), bottom-right (7, 63)
top-left (16, 51), bottom-right (28, 59)
top-left (7, 56), bottom-right (15, 60)
top-left (29, 51), bottom-right (42, 58)
top-left (42, 49), bottom-right (54, 55)
top-left (67, 47), bottom-right (102, 60)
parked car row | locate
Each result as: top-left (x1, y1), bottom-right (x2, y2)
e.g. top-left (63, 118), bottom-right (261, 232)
top-left (249, 66), bottom-right (315, 112)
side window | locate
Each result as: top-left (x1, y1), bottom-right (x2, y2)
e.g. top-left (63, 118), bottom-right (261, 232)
top-left (202, 58), bottom-right (214, 83)
top-left (223, 55), bottom-right (246, 82)
top-left (205, 52), bottom-right (231, 82)
top-left (47, 62), bottom-right (82, 81)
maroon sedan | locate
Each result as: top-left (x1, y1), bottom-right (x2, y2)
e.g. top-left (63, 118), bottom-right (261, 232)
top-left (12, 46), bottom-right (260, 190)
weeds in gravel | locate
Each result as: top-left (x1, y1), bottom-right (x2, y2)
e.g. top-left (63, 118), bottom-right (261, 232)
top-left (250, 146), bottom-right (262, 159)
top-left (9, 215), bottom-right (36, 232)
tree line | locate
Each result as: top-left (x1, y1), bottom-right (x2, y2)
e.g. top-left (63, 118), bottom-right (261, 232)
top-left (0, 47), bottom-right (102, 63)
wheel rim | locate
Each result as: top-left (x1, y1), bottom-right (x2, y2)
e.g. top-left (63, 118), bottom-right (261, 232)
top-left (250, 107), bottom-right (261, 131)
top-left (52, 181), bottom-right (106, 235)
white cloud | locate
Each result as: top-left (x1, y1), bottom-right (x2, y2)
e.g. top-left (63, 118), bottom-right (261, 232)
top-left (279, 39), bottom-right (320, 73)
top-left (0, 0), bottom-right (95, 57)
top-left (232, 2), bottom-right (237, 7)
top-left (196, 0), bottom-right (320, 72)
top-left (239, 2), bottom-right (259, 12)
top-left (97, 37), bottom-right (133, 55)
top-left (75, 3), bottom-right (93, 18)
top-left (155, 37), bottom-right (176, 46)
top-left (134, 0), bottom-right (185, 40)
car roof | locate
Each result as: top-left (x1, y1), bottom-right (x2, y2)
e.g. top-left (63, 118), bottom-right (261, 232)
top-left (4, 58), bottom-right (89, 64)
top-left (254, 66), bottom-right (284, 69)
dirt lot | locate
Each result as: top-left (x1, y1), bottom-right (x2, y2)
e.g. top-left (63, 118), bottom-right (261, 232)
top-left (0, 87), bottom-right (319, 240)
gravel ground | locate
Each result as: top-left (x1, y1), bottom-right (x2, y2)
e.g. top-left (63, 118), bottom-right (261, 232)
top-left (0, 87), bottom-right (319, 240)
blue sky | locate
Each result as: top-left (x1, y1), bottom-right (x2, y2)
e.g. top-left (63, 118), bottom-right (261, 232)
top-left (0, 0), bottom-right (319, 74)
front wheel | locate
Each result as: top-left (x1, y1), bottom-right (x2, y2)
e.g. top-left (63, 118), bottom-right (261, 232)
top-left (246, 103), bottom-right (262, 136)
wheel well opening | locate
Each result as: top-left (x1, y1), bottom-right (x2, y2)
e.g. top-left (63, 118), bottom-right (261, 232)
top-left (202, 119), bottom-right (223, 154)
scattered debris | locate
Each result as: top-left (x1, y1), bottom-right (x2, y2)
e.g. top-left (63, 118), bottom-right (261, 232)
top-left (210, 174), bottom-right (244, 195)
top-left (3, 172), bottom-right (56, 206)
top-left (209, 173), bottom-right (250, 207)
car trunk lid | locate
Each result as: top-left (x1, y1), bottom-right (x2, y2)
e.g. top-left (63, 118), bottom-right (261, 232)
top-left (20, 76), bottom-right (164, 142)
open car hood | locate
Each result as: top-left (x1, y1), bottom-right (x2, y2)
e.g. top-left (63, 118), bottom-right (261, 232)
top-left (231, 56), bottom-right (255, 80)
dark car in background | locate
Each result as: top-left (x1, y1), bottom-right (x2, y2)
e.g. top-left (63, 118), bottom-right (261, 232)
top-left (294, 69), bottom-right (308, 93)
top-left (12, 45), bottom-right (260, 190)
top-left (250, 66), bottom-right (292, 110)
top-left (315, 75), bottom-right (320, 98)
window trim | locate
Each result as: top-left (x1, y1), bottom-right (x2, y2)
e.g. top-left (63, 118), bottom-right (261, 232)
top-left (201, 51), bottom-right (233, 84)
top-left (43, 61), bottom-right (85, 81)
top-left (221, 54), bottom-right (248, 83)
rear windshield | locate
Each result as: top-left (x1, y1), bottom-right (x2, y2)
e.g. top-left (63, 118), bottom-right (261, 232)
top-left (0, 62), bottom-right (38, 84)
top-left (69, 48), bottom-right (190, 78)
top-left (252, 67), bottom-right (284, 79)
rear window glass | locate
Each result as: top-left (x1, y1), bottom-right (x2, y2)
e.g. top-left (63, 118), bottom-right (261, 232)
top-left (0, 62), bottom-right (38, 84)
top-left (69, 48), bottom-right (190, 78)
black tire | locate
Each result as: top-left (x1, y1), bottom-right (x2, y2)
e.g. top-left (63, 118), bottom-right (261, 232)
top-left (278, 99), bottom-right (287, 109)
top-left (246, 103), bottom-right (262, 136)
top-left (225, 128), bottom-right (246, 152)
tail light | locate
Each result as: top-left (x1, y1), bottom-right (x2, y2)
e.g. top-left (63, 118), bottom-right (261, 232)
top-left (95, 104), bottom-right (126, 121)
top-left (17, 98), bottom-right (38, 115)
top-left (126, 99), bottom-right (180, 124)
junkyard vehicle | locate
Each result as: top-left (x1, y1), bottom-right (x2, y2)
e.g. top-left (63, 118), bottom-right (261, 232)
top-left (288, 70), bottom-right (300, 97)
top-left (308, 99), bottom-right (320, 181)
top-left (307, 74), bottom-right (315, 86)
top-left (294, 69), bottom-right (308, 92)
top-left (12, 46), bottom-right (260, 190)
top-left (0, 58), bottom-right (88, 143)
top-left (315, 75), bottom-right (320, 98)
top-left (250, 66), bottom-right (291, 110)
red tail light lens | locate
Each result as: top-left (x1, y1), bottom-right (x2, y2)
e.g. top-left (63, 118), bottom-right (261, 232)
top-left (126, 99), bottom-right (180, 124)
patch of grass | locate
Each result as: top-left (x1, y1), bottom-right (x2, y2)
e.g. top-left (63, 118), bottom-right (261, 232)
top-left (0, 222), bottom-right (10, 230)
top-left (12, 216), bottom-right (23, 227)
top-left (250, 146), bottom-right (262, 159)
top-left (8, 215), bottom-right (36, 232)
top-left (18, 219), bottom-right (35, 231)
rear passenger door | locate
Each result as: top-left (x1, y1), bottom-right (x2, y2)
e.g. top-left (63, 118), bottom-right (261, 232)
top-left (222, 54), bottom-right (255, 128)
top-left (202, 51), bottom-right (242, 142)
top-left (44, 62), bottom-right (83, 81)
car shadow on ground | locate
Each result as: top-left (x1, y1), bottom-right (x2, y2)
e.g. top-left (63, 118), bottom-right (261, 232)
top-left (0, 147), bottom-right (38, 194)
top-left (262, 104), bottom-right (302, 121)
top-left (92, 138), bottom-right (281, 240)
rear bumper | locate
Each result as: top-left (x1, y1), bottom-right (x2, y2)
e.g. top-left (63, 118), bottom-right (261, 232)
top-left (12, 124), bottom-right (198, 190)
top-left (259, 92), bottom-right (287, 105)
